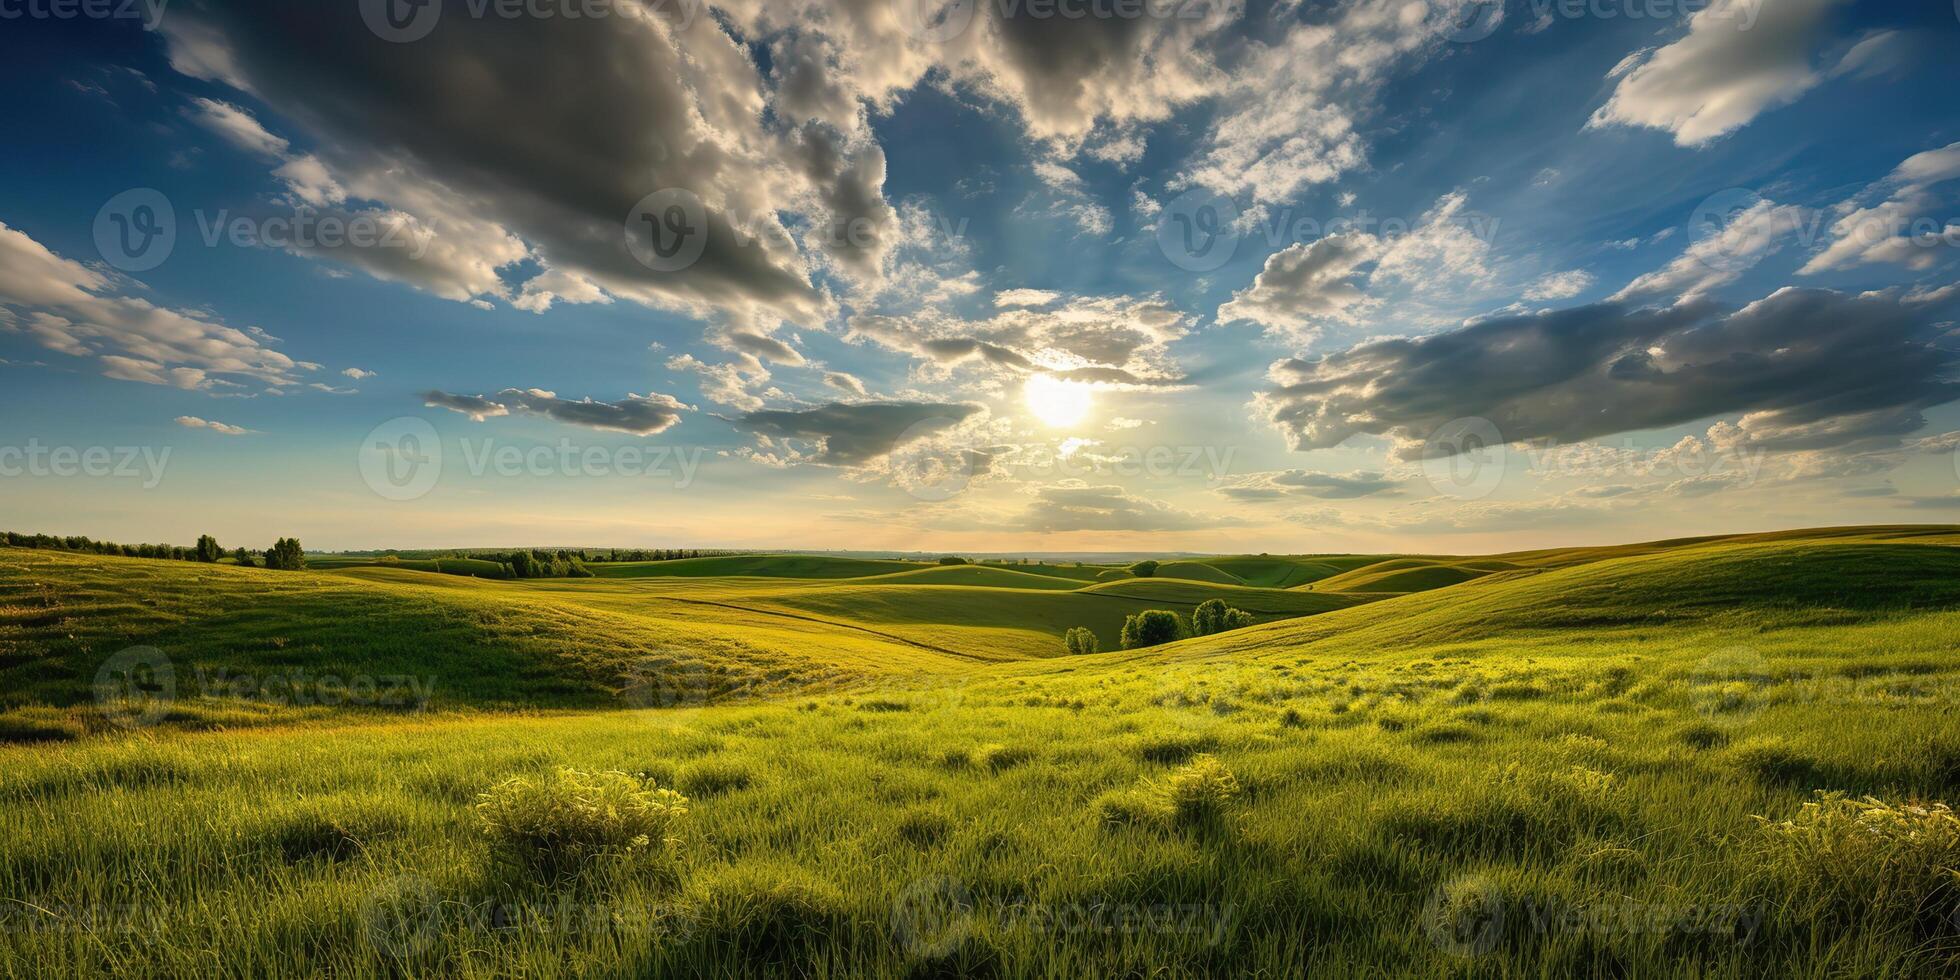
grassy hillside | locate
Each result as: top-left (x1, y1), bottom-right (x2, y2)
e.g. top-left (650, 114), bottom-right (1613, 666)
top-left (591, 554), bottom-right (928, 579)
top-left (5, 528), bottom-right (1960, 977)
top-left (1192, 554), bottom-right (1389, 588)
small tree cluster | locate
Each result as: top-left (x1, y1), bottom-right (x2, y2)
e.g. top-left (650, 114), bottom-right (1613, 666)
top-left (263, 537), bottom-right (306, 571)
top-left (937, 556), bottom-right (969, 565)
top-left (1121, 609), bottom-right (1184, 650)
top-left (499, 549), bottom-right (595, 580)
top-left (1191, 599), bottom-right (1256, 637)
top-left (1129, 560), bottom-right (1159, 578)
top-left (1063, 627), bottom-right (1099, 655)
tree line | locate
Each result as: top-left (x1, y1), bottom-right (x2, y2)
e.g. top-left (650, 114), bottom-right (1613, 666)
top-left (3, 530), bottom-right (306, 570)
top-left (1063, 599), bottom-right (1259, 655)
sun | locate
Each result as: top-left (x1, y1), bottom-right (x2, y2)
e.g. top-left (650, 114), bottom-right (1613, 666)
top-left (1024, 375), bottom-right (1093, 428)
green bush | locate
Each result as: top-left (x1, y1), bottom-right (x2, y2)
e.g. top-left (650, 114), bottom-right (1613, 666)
top-left (1129, 560), bottom-right (1159, 578)
top-left (1191, 599), bottom-right (1255, 637)
top-left (476, 767), bottom-right (689, 878)
top-left (1121, 610), bottom-right (1183, 649)
top-left (1063, 627), bottom-right (1099, 655)
top-left (937, 556), bottom-right (969, 565)
top-left (1753, 792), bottom-right (1960, 929)
top-left (1096, 755), bottom-right (1242, 830)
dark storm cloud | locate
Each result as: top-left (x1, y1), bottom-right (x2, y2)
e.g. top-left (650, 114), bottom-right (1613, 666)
top-left (1258, 288), bottom-right (1960, 457)
top-left (727, 401), bottom-right (983, 465)
top-left (162, 2), bottom-right (887, 322)
top-left (424, 388), bottom-right (689, 435)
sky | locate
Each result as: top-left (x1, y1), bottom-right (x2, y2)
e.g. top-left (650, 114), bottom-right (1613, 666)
top-left (1, 0), bottom-right (1958, 555)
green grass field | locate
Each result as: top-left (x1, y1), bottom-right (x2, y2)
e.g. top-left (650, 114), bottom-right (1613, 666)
top-left (4, 527), bottom-right (1960, 976)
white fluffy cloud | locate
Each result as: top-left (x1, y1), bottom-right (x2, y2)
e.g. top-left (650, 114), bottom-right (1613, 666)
top-left (1801, 142), bottom-right (1960, 275)
top-left (1590, 0), bottom-right (1850, 146)
top-left (0, 221), bottom-right (308, 391)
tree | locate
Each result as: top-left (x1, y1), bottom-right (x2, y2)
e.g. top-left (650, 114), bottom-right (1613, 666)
top-left (1120, 610), bottom-right (1183, 650)
top-left (1130, 560), bottom-right (1159, 578)
top-left (264, 537), bottom-right (306, 571)
top-left (195, 534), bottom-right (222, 563)
top-left (1063, 627), bottom-right (1099, 655)
top-left (1192, 599), bottom-right (1257, 637)
top-left (937, 556), bottom-right (969, 565)
top-left (231, 547), bottom-right (254, 568)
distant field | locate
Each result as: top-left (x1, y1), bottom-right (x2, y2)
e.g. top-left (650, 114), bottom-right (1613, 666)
top-left (4, 527), bottom-right (1960, 976)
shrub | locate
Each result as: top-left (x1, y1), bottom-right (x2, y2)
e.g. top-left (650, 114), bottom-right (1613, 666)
top-left (1191, 599), bottom-right (1256, 637)
top-left (1063, 627), bottom-right (1099, 655)
top-left (675, 758), bottom-right (754, 797)
top-left (975, 743), bottom-right (1034, 771)
top-left (475, 767), bottom-right (689, 878)
top-left (937, 556), bottom-right (969, 565)
top-left (1753, 792), bottom-right (1960, 929)
top-left (1096, 755), bottom-right (1242, 831)
top-left (1121, 610), bottom-right (1184, 649)
top-left (263, 537), bottom-right (306, 571)
top-left (1130, 560), bottom-right (1159, 578)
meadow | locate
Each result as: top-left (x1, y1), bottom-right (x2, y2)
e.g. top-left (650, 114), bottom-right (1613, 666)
top-left (3, 527), bottom-right (1960, 976)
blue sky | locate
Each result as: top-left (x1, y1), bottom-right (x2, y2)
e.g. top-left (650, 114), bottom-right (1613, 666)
top-left (2, 0), bottom-right (1958, 553)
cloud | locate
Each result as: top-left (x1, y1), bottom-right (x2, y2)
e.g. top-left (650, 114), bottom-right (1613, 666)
top-left (422, 388), bottom-right (689, 435)
top-left (1016, 481), bottom-right (1230, 532)
top-left (1217, 235), bottom-right (1383, 336)
top-left (159, 3), bottom-right (877, 323)
top-left (0, 221), bottom-right (308, 390)
top-left (727, 401), bottom-right (984, 466)
top-left (1589, 0), bottom-right (1849, 146)
top-left (996, 289), bottom-right (1061, 309)
top-left (1612, 200), bottom-right (1809, 304)
top-left (1523, 270), bottom-right (1595, 302)
top-left (848, 295), bottom-right (1191, 383)
top-left (174, 415), bottom-right (254, 435)
top-left (1801, 141), bottom-right (1960, 275)
top-left (1218, 469), bottom-right (1401, 501)
top-left (342, 367), bottom-right (376, 380)
top-left (1258, 287), bottom-right (1959, 457)
top-left (1216, 193), bottom-right (1498, 341)
top-left (822, 370), bottom-right (868, 396)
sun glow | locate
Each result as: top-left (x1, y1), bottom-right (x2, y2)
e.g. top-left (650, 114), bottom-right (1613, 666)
top-left (1025, 375), bottom-right (1093, 428)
